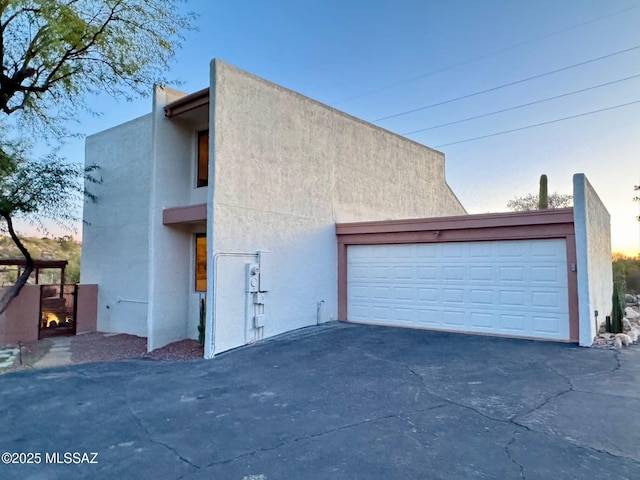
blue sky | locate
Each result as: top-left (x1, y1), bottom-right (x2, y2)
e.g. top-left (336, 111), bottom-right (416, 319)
top-left (25, 0), bottom-right (640, 254)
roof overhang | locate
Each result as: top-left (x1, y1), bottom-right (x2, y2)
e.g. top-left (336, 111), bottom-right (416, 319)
top-left (0, 259), bottom-right (68, 268)
top-left (164, 88), bottom-right (210, 118)
top-left (163, 204), bottom-right (207, 225)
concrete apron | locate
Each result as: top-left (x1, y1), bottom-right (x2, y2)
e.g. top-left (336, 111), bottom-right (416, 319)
top-left (0, 336), bottom-right (73, 371)
top-left (0, 323), bottom-right (639, 480)
top-left (32, 336), bottom-right (73, 368)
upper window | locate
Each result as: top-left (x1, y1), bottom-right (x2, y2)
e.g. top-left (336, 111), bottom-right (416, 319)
top-left (197, 130), bottom-right (209, 188)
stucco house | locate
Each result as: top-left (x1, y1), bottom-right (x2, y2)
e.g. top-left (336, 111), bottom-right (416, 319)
top-left (81, 59), bottom-right (467, 357)
top-left (81, 59), bottom-right (612, 357)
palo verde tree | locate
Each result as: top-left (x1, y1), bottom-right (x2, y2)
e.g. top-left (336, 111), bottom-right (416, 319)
top-left (0, 0), bottom-right (194, 314)
top-left (507, 192), bottom-right (573, 212)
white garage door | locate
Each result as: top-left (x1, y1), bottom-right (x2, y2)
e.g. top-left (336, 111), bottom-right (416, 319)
top-left (347, 239), bottom-right (569, 340)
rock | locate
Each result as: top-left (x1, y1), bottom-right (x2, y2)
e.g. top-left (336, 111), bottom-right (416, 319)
top-left (601, 332), bottom-right (613, 340)
top-left (625, 307), bottom-right (640, 320)
top-left (623, 318), bottom-right (632, 331)
top-left (625, 294), bottom-right (637, 304)
top-left (616, 333), bottom-right (633, 346)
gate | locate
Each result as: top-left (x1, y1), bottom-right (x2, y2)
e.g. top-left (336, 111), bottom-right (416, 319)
top-left (39, 284), bottom-right (77, 339)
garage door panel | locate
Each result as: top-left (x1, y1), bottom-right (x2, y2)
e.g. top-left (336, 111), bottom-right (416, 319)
top-left (531, 240), bottom-right (563, 257)
top-left (500, 314), bottom-right (528, 332)
top-left (470, 289), bottom-right (494, 305)
top-left (443, 310), bottom-right (466, 326)
top-left (500, 290), bottom-right (526, 306)
top-left (392, 286), bottom-right (414, 301)
top-left (443, 266), bottom-right (465, 280)
top-left (418, 288), bottom-right (438, 302)
top-left (470, 266), bottom-right (493, 281)
top-left (499, 266), bottom-right (526, 281)
top-left (498, 242), bottom-right (526, 257)
top-left (533, 315), bottom-right (563, 335)
top-left (531, 291), bottom-right (561, 308)
top-left (417, 266), bottom-right (438, 280)
top-left (531, 265), bottom-right (564, 283)
top-left (470, 311), bottom-right (495, 329)
top-left (413, 309), bottom-right (438, 325)
top-left (443, 288), bottom-right (465, 304)
top-left (392, 266), bottom-right (414, 279)
top-left (347, 239), bottom-right (569, 341)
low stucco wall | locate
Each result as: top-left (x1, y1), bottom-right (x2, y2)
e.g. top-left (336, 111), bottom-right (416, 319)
top-left (0, 284), bottom-right (98, 346)
top-left (573, 173), bottom-right (612, 346)
top-left (0, 285), bottom-right (40, 346)
top-left (76, 284), bottom-right (98, 334)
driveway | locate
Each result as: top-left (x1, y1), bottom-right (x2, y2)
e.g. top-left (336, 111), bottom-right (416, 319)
top-left (1, 322), bottom-right (639, 479)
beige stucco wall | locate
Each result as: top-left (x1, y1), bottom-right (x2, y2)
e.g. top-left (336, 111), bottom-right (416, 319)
top-left (82, 114), bottom-right (153, 337)
top-left (208, 59), bottom-right (466, 355)
top-left (573, 173), bottom-right (612, 346)
top-left (76, 284), bottom-right (98, 334)
top-left (147, 87), bottom-right (208, 351)
top-left (0, 285), bottom-right (40, 345)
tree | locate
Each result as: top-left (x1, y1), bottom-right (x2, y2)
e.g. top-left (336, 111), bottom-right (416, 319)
top-left (0, 139), bottom-right (99, 311)
top-left (0, 0), bottom-right (194, 313)
top-left (507, 192), bottom-right (573, 212)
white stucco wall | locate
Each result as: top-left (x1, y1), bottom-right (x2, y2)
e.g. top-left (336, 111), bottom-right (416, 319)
top-left (147, 86), bottom-right (207, 351)
top-left (574, 173), bottom-right (613, 346)
top-left (81, 114), bottom-right (153, 337)
top-left (207, 59), bottom-right (466, 355)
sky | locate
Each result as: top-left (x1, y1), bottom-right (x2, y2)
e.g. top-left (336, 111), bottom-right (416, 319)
top-left (19, 0), bottom-right (640, 255)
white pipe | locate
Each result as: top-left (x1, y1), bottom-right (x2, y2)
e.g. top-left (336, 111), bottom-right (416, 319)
top-left (117, 298), bottom-right (148, 304)
top-left (316, 300), bottom-right (325, 325)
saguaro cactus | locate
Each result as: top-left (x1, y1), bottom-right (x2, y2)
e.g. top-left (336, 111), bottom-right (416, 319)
top-left (611, 283), bottom-right (624, 334)
top-left (538, 174), bottom-right (548, 210)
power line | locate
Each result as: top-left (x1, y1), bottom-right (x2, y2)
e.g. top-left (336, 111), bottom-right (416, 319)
top-left (403, 73), bottom-right (640, 135)
top-left (372, 44), bottom-right (640, 123)
top-left (433, 99), bottom-right (640, 148)
top-left (334, 4), bottom-right (640, 105)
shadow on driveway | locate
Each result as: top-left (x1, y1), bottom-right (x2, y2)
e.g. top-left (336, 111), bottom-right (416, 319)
top-left (1, 322), bottom-right (639, 479)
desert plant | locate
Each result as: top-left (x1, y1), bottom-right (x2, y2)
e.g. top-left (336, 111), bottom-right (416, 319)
top-left (610, 283), bottom-right (625, 334)
top-left (198, 297), bottom-right (206, 347)
top-left (538, 174), bottom-right (548, 209)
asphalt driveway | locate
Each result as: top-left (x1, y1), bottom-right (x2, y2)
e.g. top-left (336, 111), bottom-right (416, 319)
top-left (1, 322), bottom-right (639, 479)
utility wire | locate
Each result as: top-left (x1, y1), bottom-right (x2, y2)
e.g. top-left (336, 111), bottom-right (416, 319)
top-left (433, 99), bottom-right (640, 148)
top-left (373, 44), bottom-right (640, 122)
top-left (334, 4), bottom-right (640, 105)
top-left (403, 73), bottom-right (640, 135)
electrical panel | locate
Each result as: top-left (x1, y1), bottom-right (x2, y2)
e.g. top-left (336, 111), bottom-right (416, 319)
top-left (246, 263), bottom-right (260, 293)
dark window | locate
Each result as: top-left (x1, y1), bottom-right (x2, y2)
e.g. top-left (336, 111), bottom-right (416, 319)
top-left (197, 130), bottom-right (209, 188)
top-left (195, 234), bottom-right (207, 292)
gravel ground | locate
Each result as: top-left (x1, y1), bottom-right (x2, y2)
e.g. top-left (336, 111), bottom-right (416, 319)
top-left (71, 332), bottom-right (204, 363)
top-left (1, 333), bottom-right (204, 374)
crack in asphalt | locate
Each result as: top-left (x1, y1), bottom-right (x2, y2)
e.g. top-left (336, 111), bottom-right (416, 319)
top-left (196, 403), bottom-right (450, 471)
top-left (127, 404), bottom-right (200, 472)
top-left (612, 349), bottom-right (622, 373)
top-left (505, 434), bottom-right (526, 480)
top-left (508, 363), bottom-right (574, 425)
top-left (351, 346), bottom-right (517, 424)
top-left (346, 345), bottom-right (640, 471)
top-left (135, 342), bottom-right (638, 477)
